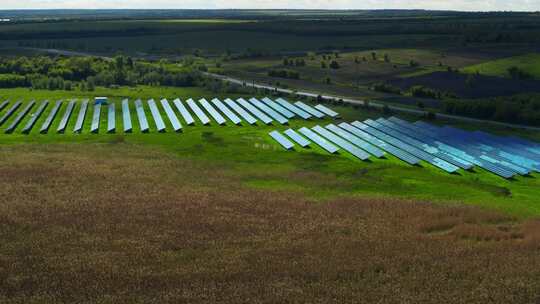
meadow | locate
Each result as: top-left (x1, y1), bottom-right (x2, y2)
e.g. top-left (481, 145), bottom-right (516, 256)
top-left (462, 53), bottom-right (540, 79)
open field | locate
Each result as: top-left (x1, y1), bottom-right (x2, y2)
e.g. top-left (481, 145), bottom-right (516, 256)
top-left (462, 53), bottom-right (540, 79)
top-left (1, 141), bottom-right (540, 303)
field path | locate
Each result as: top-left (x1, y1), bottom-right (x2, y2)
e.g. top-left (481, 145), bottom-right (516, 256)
top-left (205, 72), bottom-right (540, 131)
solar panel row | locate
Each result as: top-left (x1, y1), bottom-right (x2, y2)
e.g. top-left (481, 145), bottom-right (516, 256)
top-left (22, 101), bottom-right (48, 134)
top-left (312, 125), bottom-right (370, 160)
top-left (0, 101), bottom-right (22, 126)
top-left (249, 98), bottom-right (288, 125)
top-left (187, 98), bottom-right (210, 125)
top-left (315, 104), bottom-right (340, 118)
top-left (262, 97), bottom-right (295, 119)
top-left (40, 100), bottom-right (62, 134)
top-left (5, 100), bottom-right (35, 133)
top-left (173, 98), bottom-right (195, 126)
top-left (135, 99), bottom-right (149, 133)
top-left (57, 100), bottom-right (76, 133)
top-left (0, 100), bottom-right (9, 112)
top-left (224, 98), bottom-right (257, 125)
top-left (148, 99), bottom-right (166, 132)
top-left (107, 103), bottom-right (116, 133)
top-left (74, 100), bottom-right (88, 133)
top-left (212, 98), bottom-right (241, 125)
top-left (269, 130), bottom-right (295, 150)
top-left (284, 129), bottom-right (310, 147)
top-left (275, 98), bottom-right (312, 119)
top-left (298, 127), bottom-right (339, 154)
top-left (122, 99), bottom-right (133, 133)
top-left (238, 98), bottom-right (273, 125)
top-left (90, 103), bottom-right (101, 134)
top-left (325, 124), bottom-right (385, 158)
top-left (200, 98), bottom-right (226, 125)
top-left (294, 101), bottom-right (325, 118)
top-left (161, 99), bottom-right (182, 132)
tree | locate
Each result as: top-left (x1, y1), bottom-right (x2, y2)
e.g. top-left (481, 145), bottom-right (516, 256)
top-left (384, 54), bottom-right (390, 62)
top-left (87, 77), bottom-right (95, 91)
top-left (283, 58), bottom-right (289, 66)
top-left (321, 61), bottom-right (327, 69)
top-left (371, 52), bottom-right (377, 60)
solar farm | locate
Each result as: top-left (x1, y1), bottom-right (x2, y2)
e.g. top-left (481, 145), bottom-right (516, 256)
top-left (0, 96), bottom-right (538, 180)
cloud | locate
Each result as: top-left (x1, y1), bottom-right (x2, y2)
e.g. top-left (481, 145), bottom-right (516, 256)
top-left (0, 0), bottom-right (538, 11)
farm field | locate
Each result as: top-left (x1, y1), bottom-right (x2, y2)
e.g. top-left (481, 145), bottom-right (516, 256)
top-left (462, 53), bottom-right (540, 79)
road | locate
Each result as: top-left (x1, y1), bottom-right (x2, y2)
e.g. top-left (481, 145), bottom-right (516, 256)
top-left (205, 72), bottom-right (540, 132)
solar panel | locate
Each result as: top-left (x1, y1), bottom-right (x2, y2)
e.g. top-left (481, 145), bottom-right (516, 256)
top-left (56, 100), bottom-right (76, 133)
top-left (186, 98), bottom-right (210, 125)
top-left (262, 97), bottom-right (295, 119)
top-left (375, 118), bottom-right (473, 170)
top-left (340, 122), bottom-right (420, 165)
top-left (107, 103), bottom-right (116, 133)
top-left (294, 101), bottom-right (325, 118)
top-left (325, 124), bottom-right (385, 158)
top-left (0, 100), bottom-right (9, 112)
top-left (40, 100), bottom-right (62, 134)
top-left (90, 103), bottom-right (101, 134)
top-left (211, 98), bottom-right (241, 125)
top-left (224, 98), bottom-right (257, 125)
top-left (5, 100), bottom-right (35, 134)
top-left (173, 99), bottom-right (195, 126)
top-left (199, 98), bottom-right (226, 125)
top-left (269, 131), bottom-right (295, 150)
top-left (275, 98), bottom-right (311, 119)
top-left (284, 129), bottom-right (311, 147)
top-left (0, 100), bottom-right (22, 126)
top-left (160, 98), bottom-right (182, 132)
top-left (249, 98), bottom-right (288, 124)
top-left (73, 99), bottom-right (88, 133)
top-left (237, 98), bottom-right (273, 124)
top-left (298, 127), bottom-right (339, 154)
top-left (135, 99), bottom-right (149, 133)
top-left (312, 125), bottom-right (370, 160)
top-left (315, 104), bottom-right (340, 118)
top-left (122, 99), bottom-right (132, 133)
top-left (22, 100), bottom-right (48, 134)
top-left (148, 99), bottom-right (166, 132)
top-left (359, 120), bottom-right (459, 173)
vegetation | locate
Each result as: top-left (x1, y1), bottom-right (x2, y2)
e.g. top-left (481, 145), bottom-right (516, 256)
top-left (462, 53), bottom-right (540, 79)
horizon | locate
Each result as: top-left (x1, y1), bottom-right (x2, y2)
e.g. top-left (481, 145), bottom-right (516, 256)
top-left (0, 1), bottom-right (539, 12)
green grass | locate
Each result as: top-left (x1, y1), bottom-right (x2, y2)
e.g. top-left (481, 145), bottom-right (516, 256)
top-left (462, 53), bottom-right (540, 79)
top-left (0, 87), bottom-right (539, 218)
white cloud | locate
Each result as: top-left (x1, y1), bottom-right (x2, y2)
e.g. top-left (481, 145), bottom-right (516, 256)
top-left (0, 0), bottom-right (538, 11)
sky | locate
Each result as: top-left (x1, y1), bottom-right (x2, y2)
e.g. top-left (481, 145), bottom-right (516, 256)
top-left (0, 0), bottom-right (539, 11)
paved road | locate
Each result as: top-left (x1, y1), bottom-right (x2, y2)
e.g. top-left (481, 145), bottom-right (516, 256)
top-left (205, 72), bottom-right (540, 132)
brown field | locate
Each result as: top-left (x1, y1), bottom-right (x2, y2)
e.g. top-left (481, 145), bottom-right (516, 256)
top-left (1, 143), bottom-right (540, 303)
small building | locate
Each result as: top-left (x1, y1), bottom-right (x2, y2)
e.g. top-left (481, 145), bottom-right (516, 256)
top-left (94, 97), bottom-right (108, 105)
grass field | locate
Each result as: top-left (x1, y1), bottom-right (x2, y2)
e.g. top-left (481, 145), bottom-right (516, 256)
top-left (462, 53), bottom-right (540, 79)
top-left (0, 87), bottom-right (539, 218)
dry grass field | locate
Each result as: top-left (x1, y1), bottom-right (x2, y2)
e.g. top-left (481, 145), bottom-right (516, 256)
top-left (1, 143), bottom-right (539, 303)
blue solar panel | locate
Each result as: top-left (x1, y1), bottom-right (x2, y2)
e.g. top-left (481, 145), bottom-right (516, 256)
top-left (262, 97), bottom-right (295, 119)
top-left (200, 98), bottom-right (226, 125)
top-left (211, 98), bottom-right (241, 125)
top-left (294, 101), bottom-right (325, 118)
top-left (160, 99), bottom-right (182, 132)
top-left (22, 100), bottom-right (48, 134)
top-left (107, 103), bottom-right (116, 133)
top-left (237, 98), bottom-right (273, 124)
top-left (275, 98), bottom-right (311, 119)
top-left (73, 99), bottom-right (88, 133)
top-left (312, 125), bottom-right (370, 160)
top-left (57, 100), bottom-right (76, 133)
top-left (362, 119), bottom-right (459, 173)
top-left (325, 124), bottom-right (385, 158)
top-left (122, 99), bottom-right (132, 133)
top-left (224, 98), bottom-right (257, 125)
top-left (5, 100), bottom-right (35, 134)
top-left (315, 104), bottom-right (340, 118)
top-left (339, 122), bottom-right (420, 165)
top-left (269, 130), bottom-right (295, 150)
top-left (187, 98), bottom-right (210, 125)
top-left (375, 118), bottom-right (473, 170)
top-left (173, 99), bottom-right (195, 126)
top-left (148, 99), bottom-right (166, 132)
top-left (40, 100), bottom-right (62, 134)
top-left (90, 103), bottom-right (101, 134)
top-left (135, 99), bottom-right (149, 133)
top-left (249, 98), bottom-right (288, 125)
top-left (284, 129), bottom-right (311, 147)
top-left (298, 127), bottom-right (339, 154)
top-left (0, 100), bottom-right (21, 126)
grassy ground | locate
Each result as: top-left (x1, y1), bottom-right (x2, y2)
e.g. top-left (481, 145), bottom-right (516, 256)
top-left (462, 53), bottom-right (540, 79)
top-left (0, 87), bottom-right (539, 218)
top-left (1, 143), bottom-right (540, 303)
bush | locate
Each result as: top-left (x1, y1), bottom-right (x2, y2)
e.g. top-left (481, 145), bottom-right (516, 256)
top-left (268, 69), bottom-right (300, 80)
top-left (329, 60), bottom-right (340, 69)
top-left (372, 82), bottom-right (401, 95)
